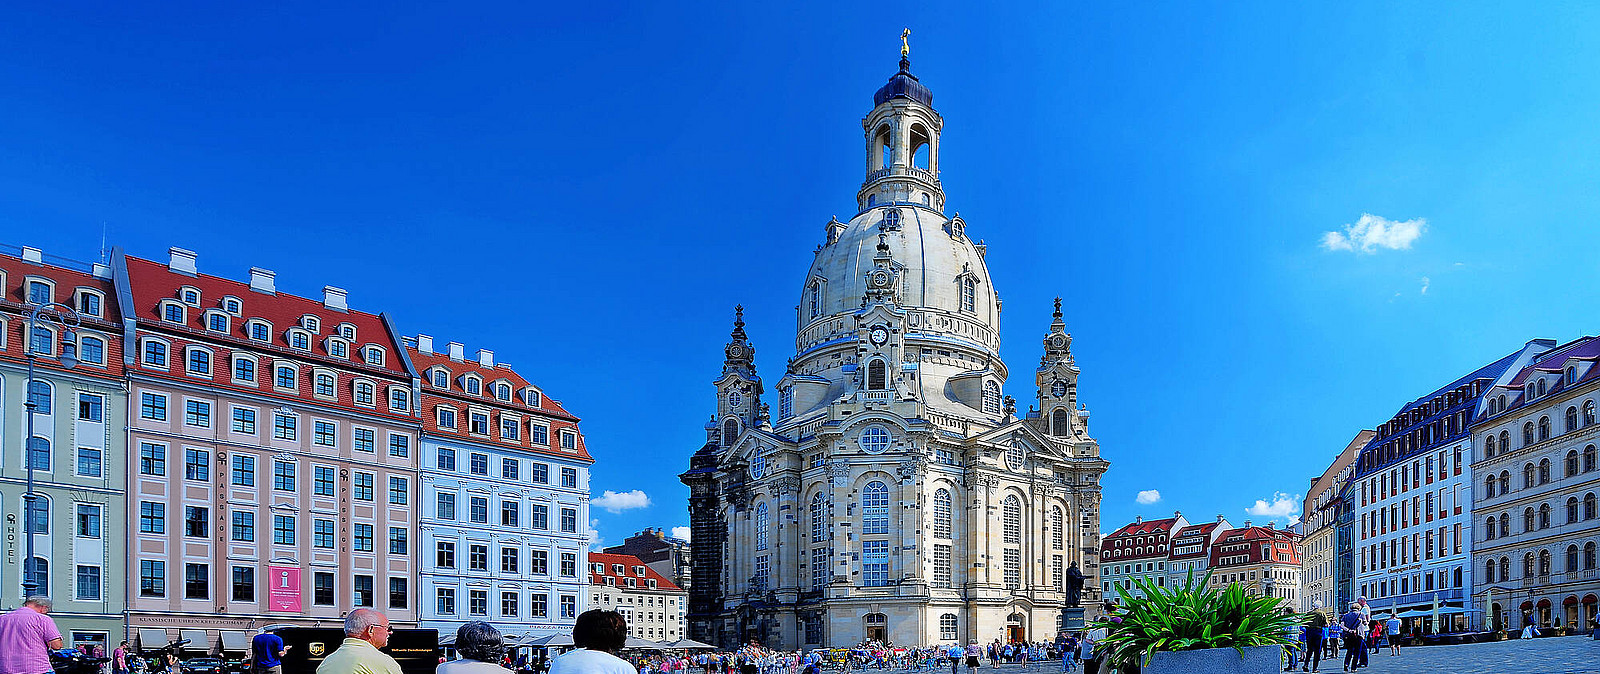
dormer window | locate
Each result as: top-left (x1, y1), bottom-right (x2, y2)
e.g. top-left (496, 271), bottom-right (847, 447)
top-left (464, 377), bottom-right (481, 396)
top-left (287, 329), bottom-right (311, 351)
top-left (353, 381), bottom-right (375, 406)
top-left (205, 311), bottom-right (228, 333)
top-left (364, 346), bottom-right (385, 366)
top-left (314, 372), bottom-right (336, 398)
top-left (961, 278), bottom-right (976, 313)
top-left (161, 302), bottom-right (185, 324)
top-left (495, 383), bottom-right (511, 402)
top-left (26, 280), bottom-right (52, 305)
top-left (179, 287), bottom-right (200, 306)
top-left (647, 579), bottom-right (657, 589)
top-left (248, 320), bottom-right (271, 342)
top-left (525, 389), bottom-right (541, 407)
top-left (633, 566), bottom-right (645, 576)
top-left (388, 387), bottom-right (409, 411)
top-left (612, 564), bottom-right (624, 575)
top-left (338, 324), bottom-right (356, 340)
top-left (222, 297), bottom-right (242, 315)
top-left (327, 338), bottom-right (349, 359)
top-left (76, 290), bottom-right (103, 317)
top-left (300, 315), bottom-right (320, 332)
top-left (431, 369), bottom-right (449, 389)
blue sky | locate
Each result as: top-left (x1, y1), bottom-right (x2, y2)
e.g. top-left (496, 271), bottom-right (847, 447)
top-left (6, 3), bottom-right (1600, 544)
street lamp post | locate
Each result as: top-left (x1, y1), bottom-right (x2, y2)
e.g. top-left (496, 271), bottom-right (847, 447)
top-left (21, 302), bottom-right (80, 599)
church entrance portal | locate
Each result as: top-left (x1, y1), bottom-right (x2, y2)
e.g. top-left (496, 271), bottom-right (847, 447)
top-left (865, 613), bottom-right (887, 643)
top-left (1006, 613), bottom-right (1025, 643)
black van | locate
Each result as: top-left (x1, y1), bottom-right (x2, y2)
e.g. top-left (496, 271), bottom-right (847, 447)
top-left (268, 628), bottom-right (440, 674)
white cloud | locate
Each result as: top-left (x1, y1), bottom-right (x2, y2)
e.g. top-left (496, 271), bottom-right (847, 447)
top-left (589, 519), bottom-right (604, 550)
top-left (1135, 489), bottom-right (1161, 505)
top-left (1320, 213), bottom-right (1427, 253)
top-left (1420, 276), bottom-right (1430, 295)
top-left (670, 526), bottom-right (692, 541)
top-left (1245, 492), bottom-right (1303, 526)
top-left (592, 489), bottom-right (652, 514)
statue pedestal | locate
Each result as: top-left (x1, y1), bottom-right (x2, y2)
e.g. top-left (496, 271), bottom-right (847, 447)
top-left (1060, 607), bottom-right (1086, 631)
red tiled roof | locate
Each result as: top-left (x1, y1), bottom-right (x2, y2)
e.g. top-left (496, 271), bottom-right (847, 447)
top-left (411, 346), bottom-right (593, 463)
top-left (1210, 526), bottom-right (1301, 567)
top-left (588, 552), bottom-right (682, 592)
top-left (0, 252), bottom-right (125, 376)
top-left (1106, 517), bottom-right (1179, 539)
top-left (123, 255), bottom-right (408, 376)
top-left (1167, 522), bottom-right (1222, 560)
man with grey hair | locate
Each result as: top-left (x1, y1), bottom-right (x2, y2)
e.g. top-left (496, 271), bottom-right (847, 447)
top-left (0, 596), bottom-right (64, 674)
top-left (315, 609), bottom-right (400, 674)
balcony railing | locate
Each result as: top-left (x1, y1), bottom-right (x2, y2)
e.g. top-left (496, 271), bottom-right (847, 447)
top-left (861, 166), bottom-right (941, 187)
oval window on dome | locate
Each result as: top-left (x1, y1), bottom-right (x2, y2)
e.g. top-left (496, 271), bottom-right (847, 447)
top-left (859, 426), bottom-right (891, 454)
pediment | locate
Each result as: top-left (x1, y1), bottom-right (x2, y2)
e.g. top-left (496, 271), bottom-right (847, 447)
top-left (970, 420), bottom-right (1066, 460)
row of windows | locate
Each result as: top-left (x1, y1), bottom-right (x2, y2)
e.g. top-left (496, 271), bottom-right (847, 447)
top-left (434, 588), bottom-right (576, 619)
top-left (1484, 447), bottom-right (1599, 497)
top-left (1360, 447), bottom-right (1464, 507)
top-left (152, 301), bottom-right (387, 366)
top-left (433, 407), bottom-right (575, 448)
top-left (137, 503), bottom-right (411, 550)
top-left (1485, 404), bottom-right (1598, 459)
top-left (1481, 544), bottom-right (1600, 583)
top-left (138, 561), bottom-right (407, 609)
top-left (15, 558), bottom-right (106, 601)
top-left (137, 394), bottom-right (411, 455)
top-left (139, 446), bottom-right (409, 504)
top-left (1483, 493), bottom-right (1600, 539)
top-left (431, 493), bottom-right (580, 532)
top-left (433, 543), bottom-right (579, 576)
top-left (8, 277), bottom-right (107, 318)
top-left (433, 449), bottom-right (579, 485)
top-left (425, 367), bottom-right (542, 407)
top-left (137, 343), bottom-right (408, 410)
top-left (7, 499), bottom-right (104, 537)
top-left (1359, 523), bottom-right (1464, 573)
top-left (8, 320), bottom-right (112, 366)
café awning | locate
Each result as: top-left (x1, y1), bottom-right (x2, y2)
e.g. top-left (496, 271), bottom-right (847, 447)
top-left (181, 630), bottom-right (209, 651)
top-left (138, 629), bottom-right (169, 650)
top-left (221, 632), bottom-right (252, 652)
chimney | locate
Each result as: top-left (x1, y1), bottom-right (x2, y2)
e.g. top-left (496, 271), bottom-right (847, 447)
top-left (1217, 514), bottom-right (1226, 523)
top-left (1267, 522), bottom-right (1276, 530)
top-left (477, 349), bottom-right (495, 367)
top-left (322, 286), bottom-right (348, 312)
top-left (1134, 516), bottom-right (1142, 524)
top-left (249, 268), bottom-right (276, 294)
top-left (168, 247), bottom-right (198, 275)
top-left (20, 247), bottom-right (42, 264)
top-left (447, 341), bottom-right (465, 361)
top-left (416, 335), bottom-right (434, 354)
top-left (1244, 520), bottom-right (1252, 529)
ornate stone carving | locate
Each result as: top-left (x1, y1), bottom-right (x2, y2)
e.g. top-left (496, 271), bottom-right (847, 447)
top-left (897, 456), bottom-right (927, 479)
top-left (774, 476), bottom-right (802, 495)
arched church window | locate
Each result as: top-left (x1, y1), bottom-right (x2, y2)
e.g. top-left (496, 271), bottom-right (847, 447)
top-left (859, 426), bottom-right (890, 454)
top-left (867, 359), bottom-right (888, 390)
top-left (1052, 409), bottom-right (1070, 436)
top-left (755, 502), bottom-right (770, 551)
top-left (1051, 506), bottom-right (1064, 550)
top-left (862, 481), bottom-right (889, 534)
top-left (811, 493), bottom-right (828, 543)
top-left (1005, 442), bottom-right (1026, 471)
top-left (722, 418), bottom-right (739, 446)
top-left (932, 488), bottom-right (952, 539)
top-left (982, 381), bottom-right (1001, 415)
top-left (809, 281), bottom-right (821, 319)
top-left (779, 388), bottom-right (794, 421)
top-left (1002, 496), bottom-right (1021, 544)
top-left (961, 278), bottom-right (976, 313)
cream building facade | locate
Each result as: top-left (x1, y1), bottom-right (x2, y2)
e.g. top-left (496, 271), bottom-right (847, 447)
top-left (680, 46), bottom-right (1109, 650)
top-left (1299, 431), bottom-right (1370, 613)
top-left (588, 553), bottom-right (687, 643)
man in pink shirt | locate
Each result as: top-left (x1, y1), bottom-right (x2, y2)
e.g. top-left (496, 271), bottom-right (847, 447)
top-left (0, 596), bottom-right (64, 674)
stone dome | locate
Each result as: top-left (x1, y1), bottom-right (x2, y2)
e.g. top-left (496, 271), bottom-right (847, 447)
top-left (798, 203), bottom-right (999, 351)
top-left (874, 57), bottom-right (933, 108)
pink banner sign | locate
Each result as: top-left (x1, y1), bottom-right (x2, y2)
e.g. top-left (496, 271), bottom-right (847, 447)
top-left (267, 566), bottom-right (302, 613)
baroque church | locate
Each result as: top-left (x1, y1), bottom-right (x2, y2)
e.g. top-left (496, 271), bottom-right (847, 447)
top-left (680, 42), bottom-right (1110, 649)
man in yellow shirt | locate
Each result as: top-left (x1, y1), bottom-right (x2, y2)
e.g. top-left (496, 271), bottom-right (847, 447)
top-left (316, 609), bottom-right (402, 674)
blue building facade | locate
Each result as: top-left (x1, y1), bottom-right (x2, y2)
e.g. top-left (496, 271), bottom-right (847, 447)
top-left (1350, 340), bottom-right (1554, 630)
top-left (408, 337), bottom-right (593, 640)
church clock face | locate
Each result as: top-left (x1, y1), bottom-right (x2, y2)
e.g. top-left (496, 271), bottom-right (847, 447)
top-left (869, 327), bottom-right (889, 346)
top-left (1051, 334), bottom-right (1067, 349)
top-left (1051, 381), bottom-right (1067, 397)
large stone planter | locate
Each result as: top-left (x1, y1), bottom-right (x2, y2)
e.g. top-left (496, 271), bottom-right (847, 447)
top-left (1141, 645), bottom-right (1282, 674)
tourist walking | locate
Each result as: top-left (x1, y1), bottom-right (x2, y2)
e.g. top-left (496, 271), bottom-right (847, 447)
top-left (549, 610), bottom-right (634, 674)
top-left (316, 609), bottom-right (401, 674)
top-left (438, 622), bottom-right (511, 674)
top-left (1339, 604), bottom-right (1364, 672)
top-left (1367, 621), bottom-right (1382, 656)
top-left (0, 596), bottom-right (65, 674)
top-left (1301, 601), bottom-right (1326, 673)
top-left (1384, 616), bottom-right (1400, 656)
top-left (113, 641), bottom-right (130, 674)
top-left (251, 628), bottom-right (291, 674)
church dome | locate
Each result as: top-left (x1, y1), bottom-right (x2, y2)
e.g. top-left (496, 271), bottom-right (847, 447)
top-left (873, 57), bottom-right (933, 107)
top-left (799, 203), bottom-right (999, 352)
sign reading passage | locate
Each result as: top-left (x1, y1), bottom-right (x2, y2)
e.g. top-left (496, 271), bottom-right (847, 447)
top-left (268, 566), bottom-right (302, 612)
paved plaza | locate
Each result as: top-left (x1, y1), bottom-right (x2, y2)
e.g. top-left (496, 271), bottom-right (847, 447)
top-left (1290, 635), bottom-right (1600, 674)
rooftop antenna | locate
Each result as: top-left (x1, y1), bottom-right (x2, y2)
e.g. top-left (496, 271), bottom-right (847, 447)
top-left (98, 223), bottom-right (108, 263)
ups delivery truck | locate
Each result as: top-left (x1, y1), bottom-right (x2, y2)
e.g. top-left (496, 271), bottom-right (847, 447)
top-left (268, 627), bottom-right (440, 674)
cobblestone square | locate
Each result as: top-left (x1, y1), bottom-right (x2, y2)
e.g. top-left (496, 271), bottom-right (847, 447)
top-left (1286, 636), bottom-right (1599, 674)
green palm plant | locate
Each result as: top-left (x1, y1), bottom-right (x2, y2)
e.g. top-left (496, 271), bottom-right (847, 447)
top-left (1091, 570), bottom-right (1305, 672)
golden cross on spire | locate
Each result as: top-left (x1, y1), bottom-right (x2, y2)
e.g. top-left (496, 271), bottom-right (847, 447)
top-left (901, 28), bottom-right (910, 57)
